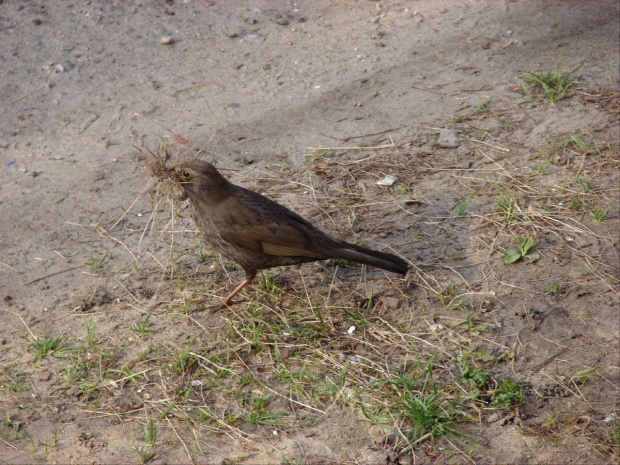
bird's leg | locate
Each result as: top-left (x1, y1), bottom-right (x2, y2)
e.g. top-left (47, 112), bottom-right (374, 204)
top-left (223, 270), bottom-right (256, 306)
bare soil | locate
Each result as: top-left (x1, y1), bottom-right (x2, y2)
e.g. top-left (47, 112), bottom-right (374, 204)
top-left (1, 1), bottom-right (618, 464)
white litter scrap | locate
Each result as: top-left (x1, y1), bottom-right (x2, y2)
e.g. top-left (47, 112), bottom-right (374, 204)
top-left (376, 175), bottom-right (397, 186)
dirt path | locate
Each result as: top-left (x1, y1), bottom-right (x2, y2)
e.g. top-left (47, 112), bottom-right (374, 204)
top-left (1, 1), bottom-right (618, 463)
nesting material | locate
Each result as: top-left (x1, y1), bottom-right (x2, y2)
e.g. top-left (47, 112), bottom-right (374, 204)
top-left (140, 144), bottom-right (187, 203)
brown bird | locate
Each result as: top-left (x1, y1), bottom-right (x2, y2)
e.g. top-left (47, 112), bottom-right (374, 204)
top-left (172, 159), bottom-right (408, 305)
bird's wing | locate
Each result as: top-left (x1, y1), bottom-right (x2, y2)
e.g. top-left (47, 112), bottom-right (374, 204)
top-left (216, 189), bottom-right (331, 258)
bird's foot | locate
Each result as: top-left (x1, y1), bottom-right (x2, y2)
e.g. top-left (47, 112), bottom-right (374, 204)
top-left (190, 297), bottom-right (247, 313)
top-left (191, 302), bottom-right (227, 313)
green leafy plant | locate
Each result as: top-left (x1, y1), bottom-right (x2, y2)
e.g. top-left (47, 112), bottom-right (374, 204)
top-left (592, 203), bottom-right (612, 223)
top-left (131, 314), bottom-right (155, 338)
top-left (133, 419), bottom-right (157, 463)
top-left (504, 236), bottom-right (540, 264)
top-left (569, 367), bottom-right (601, 386)
top-left (246, 395), bottom-right (288, 426)
top-left (83, 316), bottom-right (98, 346)
top-left (456, 193), bottom-right (475, 216)
top-left (522, 65), bottom-right (581, 103)
top-left (27, 334), bottom-right (73, 359)
top-left (460, 363), bottom-right (491, 400)
top-left (389, 361), bottom-right (467, 447)
top-left (490, 379), bottom-right (524, 409)
top-left (86, 251), bottom-right (110, 272)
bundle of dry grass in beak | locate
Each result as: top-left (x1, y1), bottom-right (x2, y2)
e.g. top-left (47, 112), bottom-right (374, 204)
top-left (139, 144), bottom-right (188, 203)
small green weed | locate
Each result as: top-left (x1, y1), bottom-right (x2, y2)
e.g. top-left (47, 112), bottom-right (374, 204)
top-left (490, 379), bottom-right (524, 409)
top-left (548, 282), bottom-right (568, 295)
top-left (591, 203), bottom-right (612, 223)
top-left (86, 251), bottom-right (110, 272)
top-left (259, 271), bottom-right (283, 299)
top-left (460, 363), bottom-right (491, 400)
top-left (246, 395), bottom-right (288, 426)
top-left (388, 361), bottom-right (467, 448)
top-left (564, 131), bottom-right (593, 151)
top-left (83, 316), bottom-right (98, 346)
top-left (27, 334), bottom-right (73, 359)
top-left (3, 368), bottom-right (28, 394)
top-left (176, 345), bottom-right (198, 372)
top-left (504, 236), bottom-right (540, 264)
top-left (39, 429), bottom-right (59, 454)
top-left (569, 367), bottom-right (601, 386)
top-left (476, 96), bottom-right (493, 113)
top-left (455, 193), bottom-right (474, 216)
top-left (495, 194), bottom-right (525, 225)
top-left (133, 419), bottom-right (157, 464)
top-left (306, 149), bottom-right (331, 162)
top-left (465, 314), bottom-right (488, 333)
top-left (131, 314), bottom-right (155, 338)
top-left (522, 65), bottom-right (581, 103)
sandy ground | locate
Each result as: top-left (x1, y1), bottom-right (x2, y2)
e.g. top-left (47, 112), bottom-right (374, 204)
top-left (1, 1), bottom-right (619, 464)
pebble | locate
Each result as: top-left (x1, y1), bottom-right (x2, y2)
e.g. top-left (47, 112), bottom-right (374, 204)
top-left (437, 129), bottom-right (460, 148)
top-left (160, 35), bottom-right (174, 45)
top-left (382, 297), bottom-right (400, 309)
top-left (370, 31), bottom-right (384, 40)
top-left (274, 14), bottom-right (290, 26)
top-left (66, 386), bottom-right (82, 397)
top-left (53, 61), bottom-right (75, 73)
top-left (241, 34), bottom-right (266, 44)
top-left (37, 371), bottom-right (52, 381)
top-left (486, 412), bottom-right (501, 423)
top-left (376, 174), bottom-right (397, 186)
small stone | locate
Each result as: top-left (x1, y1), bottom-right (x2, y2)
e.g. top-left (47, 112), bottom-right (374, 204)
top-left (274, 14), bottom-right (290, 26)
top-left (370, 31), bottom-right (384, 40)
top-left (66, 386), bottom-right (82, 397)
top-left (37, 371), bottom-right (52, 381)
top-left (53, 61), bottom-right (75, 73)
top-left (33, 18), bottom-right (43, 26)
top-left (437, 129), bottom-right (460, 148)
top-left (376, 174), bottom-right (397, 186)
top-left (241, 34), bottom-right (265, 44)
top-left (486, 412), bottom-right (501, 423)
top-left (160, 35), bottom-right (174, 45)
top-left (382, 297), bottom-right (400, 309)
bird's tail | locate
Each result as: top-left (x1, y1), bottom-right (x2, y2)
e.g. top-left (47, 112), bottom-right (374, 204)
top-left (331, 242), bottom-right (408, 275)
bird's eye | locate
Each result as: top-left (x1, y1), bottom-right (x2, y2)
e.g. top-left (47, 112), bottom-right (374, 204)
top-left (181, 170), bottom-right (190, 178)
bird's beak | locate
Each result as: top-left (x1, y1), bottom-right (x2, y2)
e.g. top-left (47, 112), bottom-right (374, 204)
top-left (168, 167), bottom-right (181, 183)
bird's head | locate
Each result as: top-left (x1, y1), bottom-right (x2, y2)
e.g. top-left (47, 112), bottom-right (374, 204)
top-left (172, 160), bottom-right (228, 192)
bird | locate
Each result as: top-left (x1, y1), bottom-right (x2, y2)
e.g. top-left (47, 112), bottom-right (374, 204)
top-left (171, 159), bottom-right (408, 305)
